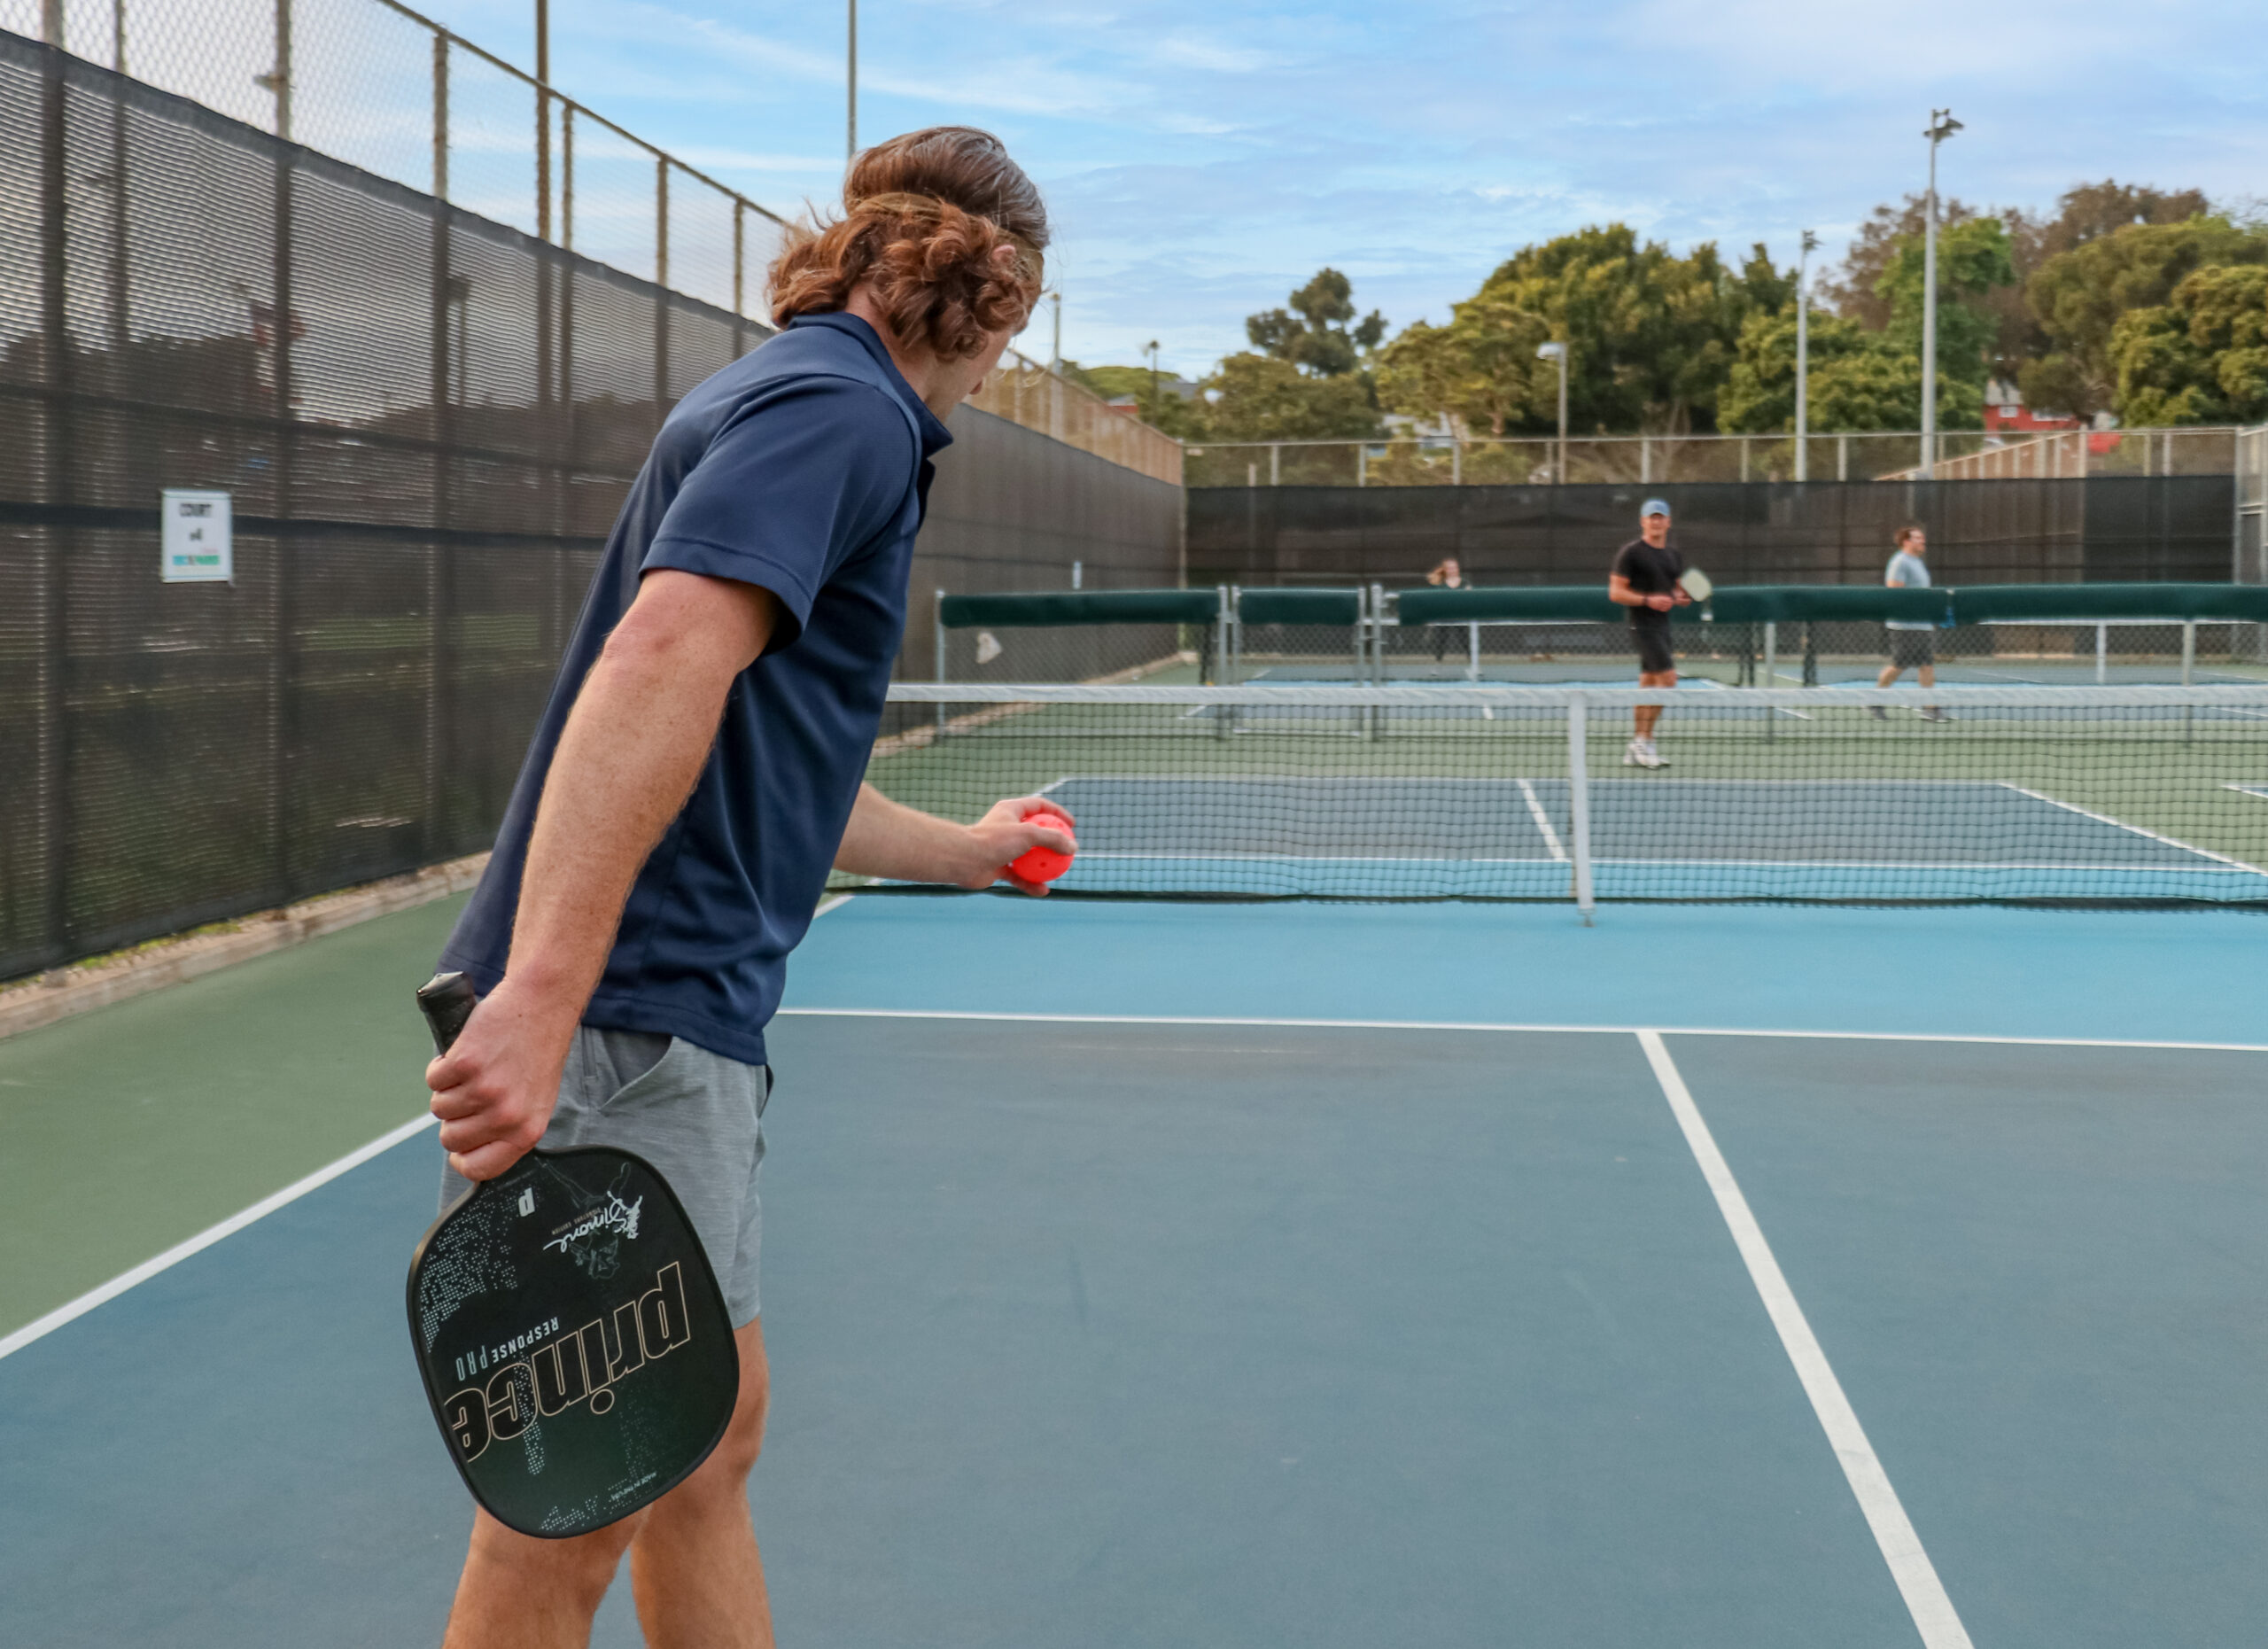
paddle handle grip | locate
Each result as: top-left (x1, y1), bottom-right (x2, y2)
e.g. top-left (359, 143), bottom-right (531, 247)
top-left (416, 971), bottom-right (478, 1054)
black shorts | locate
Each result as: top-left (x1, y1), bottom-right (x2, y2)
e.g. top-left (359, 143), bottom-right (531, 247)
top-left (1631, 624), bottom-right (1675, 675)
top-left (1889, 628), bottom-right (1935, 671)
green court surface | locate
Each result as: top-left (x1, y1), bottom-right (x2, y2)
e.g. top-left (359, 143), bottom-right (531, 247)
top-left (0, 897), bottom-right (463, 1340)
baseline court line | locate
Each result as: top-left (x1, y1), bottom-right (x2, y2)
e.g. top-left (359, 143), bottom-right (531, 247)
top-left (0, 1111), bottom-right (438, 1363)
top-left (776, 1005), bottom-right (2268, 1054)
top-left (1636, 1030), bottom-right (1974, 1649)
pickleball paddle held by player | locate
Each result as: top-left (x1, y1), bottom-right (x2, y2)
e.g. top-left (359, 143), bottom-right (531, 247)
top-left (407, 972), bottom-right (741, 1541)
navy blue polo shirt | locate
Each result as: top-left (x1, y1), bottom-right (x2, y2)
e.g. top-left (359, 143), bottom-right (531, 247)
top-left (440, 312), bottom-right (951, 1064)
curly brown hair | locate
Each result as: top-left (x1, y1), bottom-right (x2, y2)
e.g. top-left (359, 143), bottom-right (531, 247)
top-left (769, 127), bottom-right (1049, 361)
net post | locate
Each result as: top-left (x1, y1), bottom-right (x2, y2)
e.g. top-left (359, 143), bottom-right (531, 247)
top-left (1212, 586), bottom-right (1230, 734)
top-left (2096, 622), bottom-right (2108, 684)
top-left (1467, 620), bottom-right (1480, 681)
top-left (1227, 585), bottom-right (1243, 733)
top-left (933, 588), bottom-right (946, 733)
top-left (1761, 621), bottom-right (1777, 743)
top-left (2181, 619), bottom-right (2195, 686)
top-left (1567, 696), bottom-right (1594, 924)
top-left (1370, 582), bottom-right (1387, 740)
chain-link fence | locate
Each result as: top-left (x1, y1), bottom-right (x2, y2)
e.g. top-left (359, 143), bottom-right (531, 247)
top-left (0, 34), bottom-right (1183, 981)
top-left (1187, 428), bottom-right (2244, 490)
top-left (2, 0), bottom-right (1185, 486)
top-left (2, 0), bottom-right (792, 319)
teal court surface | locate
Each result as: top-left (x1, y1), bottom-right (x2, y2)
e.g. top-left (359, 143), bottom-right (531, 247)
top-left (4, 892), bottom-right (2268, 1646)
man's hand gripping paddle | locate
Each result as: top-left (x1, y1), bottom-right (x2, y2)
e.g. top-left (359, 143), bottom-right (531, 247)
top-left (406, 972), bottom-right (739, 1538)
top-left (1675, 568), bottom-right (1712, 605)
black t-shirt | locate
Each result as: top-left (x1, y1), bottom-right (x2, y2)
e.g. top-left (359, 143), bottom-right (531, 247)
top-left (1612, 537), bottom-right (1684, 627)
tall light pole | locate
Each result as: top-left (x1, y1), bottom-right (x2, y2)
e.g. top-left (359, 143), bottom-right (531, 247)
top-left (1049, 290), bottom-right (1062, 370)
top-left (846, 1), bottom-right (858, 161)
top-left (1146, 338), bottom-right (1161, 419)
top-left (1921, 108), bottom-right (1961, 475)
top-left (1794, 228), bottom-right (1816, 482)
top-left (1535, 341), bottom-right (1568, 484)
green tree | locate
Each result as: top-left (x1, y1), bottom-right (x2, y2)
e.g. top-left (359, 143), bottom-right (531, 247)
top-left (1720, 307), bottom-right (1980, 433)
top-left (2021, 217), bottom-right (2268, 417)
top-left (2111, 263), bottom-right (2268, 424)
top-left (1876, 214), bottom-right (2016, 391)
top-left (1380, 226), bottom-right (1787, 436)
top-left (1726, 217), bottom-right (2007, 435)
top-left (1246, 268), bottom-right (1387, 378)
top-left (1374, 288), bottom-right (1552, 435)
top-left (1191, 352), bottom-right (1381, 442)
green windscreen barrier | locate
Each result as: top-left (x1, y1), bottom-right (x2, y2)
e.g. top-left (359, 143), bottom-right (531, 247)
top-left (1706, 586), bottom-right (1953, 626)
top-left (1950, 583), bottom-right (2268, 624)
top-left (1394, 587), bottom-right (1635, 625)
top-left (940, 588), bottom-right (1219, 628)
top-left (1239, 587), bottom-right (1362, 626)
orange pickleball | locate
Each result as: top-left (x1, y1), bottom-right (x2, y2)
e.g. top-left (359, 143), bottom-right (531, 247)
top-left (1010, 812), bottom-right (1076, 883)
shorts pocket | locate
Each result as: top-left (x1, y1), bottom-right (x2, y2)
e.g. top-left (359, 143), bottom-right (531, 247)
top-left (587, 1031), bottom-right (679, 1118)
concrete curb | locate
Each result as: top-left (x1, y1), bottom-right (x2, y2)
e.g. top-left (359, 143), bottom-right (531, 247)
top-left (0, 855), bottom-right (488, 1044)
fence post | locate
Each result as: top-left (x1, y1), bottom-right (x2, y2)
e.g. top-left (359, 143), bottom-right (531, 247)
top-left (425, 31), bottom-right (454, 858)
top-left (2095, 622), bottom-right (2108, 684)
top-left (933, 588), bottom-right (946, 732)
top-left (1640, 435), bottom-right (1651, 485)
top-left (269, 45), bottom-right (299, 905)
top-left (1270, 443), bottom-right (1280, 486)
top-left (1452, 439), bottom-right (1462, 486)
top-left (1567, 696), bottom-right (1594, 924)
top-left (36, 31), bottom-right (72, 964)
top-left (653, 157), bottom-right (670, 432)
top-left (1356, 445), bottom-right (1365, 487)
top-left (1837, 433), bottom-right (1848, 481)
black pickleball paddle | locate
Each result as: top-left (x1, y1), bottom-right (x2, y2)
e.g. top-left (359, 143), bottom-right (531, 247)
top-left (405, 971), bottom-right (740, 1538)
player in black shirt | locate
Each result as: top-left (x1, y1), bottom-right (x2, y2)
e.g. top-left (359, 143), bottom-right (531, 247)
top-left (1607, 499), bottom-right (1689, 767)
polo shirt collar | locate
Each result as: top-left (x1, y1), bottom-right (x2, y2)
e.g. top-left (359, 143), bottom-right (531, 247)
top-left (787, 312), bottom-right (955, 456)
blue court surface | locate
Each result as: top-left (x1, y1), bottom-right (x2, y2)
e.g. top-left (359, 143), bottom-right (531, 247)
top-left (1035, 775), bottom-right (2268, 902)
top-left (5, 895), bottom-right (2268, 1646)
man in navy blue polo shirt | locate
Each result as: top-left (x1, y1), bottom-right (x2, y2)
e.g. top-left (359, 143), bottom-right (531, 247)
top-left (423, 128), bottom-right (1068, 1647)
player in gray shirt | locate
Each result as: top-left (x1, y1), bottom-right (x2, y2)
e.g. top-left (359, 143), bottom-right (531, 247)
top-left (1873, 525), bottom-right (1948, 721)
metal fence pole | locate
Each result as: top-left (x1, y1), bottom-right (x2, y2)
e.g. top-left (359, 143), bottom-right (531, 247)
top-left (1452, 439), bottom-right (1462, 486)
top-left (37, 30), bottom-right (72, 963)
top-left (653, 157), bottom-right (670, 431)
top-left (1567, 696), bottom-right (1594, 923)
top-left (425, 31), bottom-right (453, 856)
top-left (2095, 622), bottom-right (2108, 684)
top-left (1837, 433), bottom-right (1849, 481)
top-left (269, 28), bottom-right (299, 904)
top-left (1270, 443), bottom-right (1280, 486)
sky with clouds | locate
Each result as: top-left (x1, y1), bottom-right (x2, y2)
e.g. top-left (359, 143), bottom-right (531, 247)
top-left (418, 0), bottom-right (2267, 377)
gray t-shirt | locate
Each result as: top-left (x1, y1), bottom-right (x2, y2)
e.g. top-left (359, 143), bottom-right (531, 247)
top-left (1884, 549), bottom-right (1931, 630)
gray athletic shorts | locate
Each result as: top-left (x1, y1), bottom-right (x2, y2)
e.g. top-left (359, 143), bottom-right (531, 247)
top-left (439, 1026), bottom-right (771, 1325)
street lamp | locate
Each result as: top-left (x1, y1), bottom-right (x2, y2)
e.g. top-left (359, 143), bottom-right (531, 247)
top-left (1921, 108), bottom-right (1961, 475)
top-left (1795, 228), bottom-right (1817, 482)
top-left (1535, 341), bottom-right (1568, 484)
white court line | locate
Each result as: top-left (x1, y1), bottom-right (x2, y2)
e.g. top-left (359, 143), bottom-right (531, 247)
top-left (0, 1111), bottom-right (438, 1364)
top-left (1516, 779), bottom-right (1568, 861)
top-left (1998, 782), bottom-right (2268, 876)
top-left (814, 893), bottom-right (856, 918)
top-left (774, 1005), bottom-right (2268, 1054)
top-left (1636, 1031), bottom-right (1975, 1649)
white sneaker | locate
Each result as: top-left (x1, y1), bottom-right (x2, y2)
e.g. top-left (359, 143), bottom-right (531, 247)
top-left (1920, 707), bottom-right (1953, 722)
top-left (1624, 737), bottom-right (1666, 769)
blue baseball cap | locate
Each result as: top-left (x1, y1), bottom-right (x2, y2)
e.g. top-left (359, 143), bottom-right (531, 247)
top-left (1640, 498), bottom-right (1672, 518)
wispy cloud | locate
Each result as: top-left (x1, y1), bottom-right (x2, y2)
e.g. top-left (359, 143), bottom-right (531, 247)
top-left (410, 0), bottom-right (2268, 377)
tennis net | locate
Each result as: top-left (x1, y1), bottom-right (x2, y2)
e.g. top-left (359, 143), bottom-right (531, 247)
top-left (838, 684), bottom-right (2268, 911)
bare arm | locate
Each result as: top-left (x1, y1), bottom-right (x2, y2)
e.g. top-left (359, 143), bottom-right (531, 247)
top-left (835, 782), bottom-right (1076, 894)
top-left (1609, 573), bottom-right (1674, 612)
top-left (426, 570), bottom-right (776, 1180)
